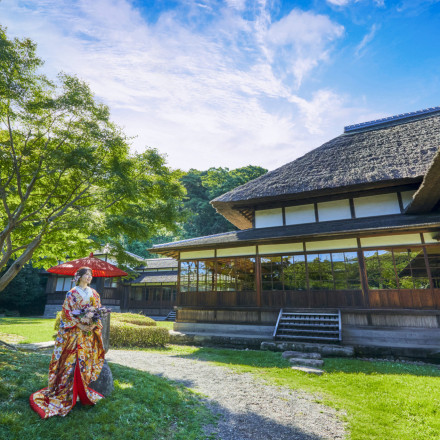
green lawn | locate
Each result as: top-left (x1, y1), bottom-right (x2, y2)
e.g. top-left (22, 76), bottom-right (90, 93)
top-left (155, 321), bottom-right (174, 330)
top-left (138, 345), bottom-right (440, 440)
top-left (0, 347), bottom-right (216, 440)
top-left (0, 317), bottom-right (173, 344)
top-left (3, 318), bottom-right (440, 440)
top-left (0, 318), bottom-right (56, 344)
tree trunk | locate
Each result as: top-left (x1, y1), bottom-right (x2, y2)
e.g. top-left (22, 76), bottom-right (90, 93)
top-left (0, 234), bottom-right (43, 292)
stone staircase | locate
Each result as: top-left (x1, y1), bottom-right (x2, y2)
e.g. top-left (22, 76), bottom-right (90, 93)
top-left (43, 304), bottom-right (63, 318)
top-left (273, 309), bottom-right (341, 343)
top-left (165, 310), bottom-right (176, 321)
top-left (282, 350), bottom-right (325, 375)
top-left (261, 340), bottom-right (354, 375)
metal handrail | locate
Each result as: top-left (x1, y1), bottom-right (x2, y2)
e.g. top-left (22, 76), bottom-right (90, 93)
top-left (273, 308), bottom-right (283, 339)
top-left (338, 309), bottom-right (342, 341)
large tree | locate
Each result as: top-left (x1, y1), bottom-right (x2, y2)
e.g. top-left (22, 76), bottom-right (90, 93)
top-left (0, 27), bottom-right (184, 291)
top-left (180, 165), bottom-right (267, 238)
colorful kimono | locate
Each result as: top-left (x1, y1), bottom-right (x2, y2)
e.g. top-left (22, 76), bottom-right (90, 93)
top-left (30, 287), bottom-right (105, 419)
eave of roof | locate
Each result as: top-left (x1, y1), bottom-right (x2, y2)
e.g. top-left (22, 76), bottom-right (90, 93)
top-left (150, 213), bottom-right (440, 258)
top-left (212, 111), bottom-right (440, 229)
top-left (406, 147), bottom-right (440, 214)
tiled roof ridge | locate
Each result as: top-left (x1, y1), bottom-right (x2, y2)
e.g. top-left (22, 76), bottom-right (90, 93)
top-left (344, 106), bottom-right (440, 133)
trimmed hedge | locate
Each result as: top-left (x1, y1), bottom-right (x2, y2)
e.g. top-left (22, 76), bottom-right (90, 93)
top-left (111, 312), bottom-right (156, 327)
top-left (110, 321), bottom-right (169, 347)
top-left (54, 311), bottom-right (168, 347)
top-left (54, 311), bottom-right (62, 331)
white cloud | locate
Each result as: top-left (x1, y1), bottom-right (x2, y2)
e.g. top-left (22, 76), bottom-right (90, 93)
top-left (0, 0), bottom-right (369, 171)
top-left (266, 9), bottom-right (345, 88)
top-left (225, 0), bottom-right (247, 10)
top-left (355, 23), bottom-right (380, 56)
top-left (327, 0), bottom-right (385, 6)
top-left (326, 0), bottom-right (352, 6)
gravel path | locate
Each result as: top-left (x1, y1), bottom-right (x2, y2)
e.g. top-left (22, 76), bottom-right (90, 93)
top-left (106, 349), bottom-right (346, 440)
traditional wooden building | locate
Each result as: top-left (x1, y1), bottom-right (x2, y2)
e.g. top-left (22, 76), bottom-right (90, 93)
top-left (152, 107), bottom-right (440, 356)
top-left (43, 254), bottom-right (177, 318)
top-left (120, 258), bottom-right (178, 317)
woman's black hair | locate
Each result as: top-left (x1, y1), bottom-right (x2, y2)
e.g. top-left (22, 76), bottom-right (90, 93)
top-left (75, 267), bottom-right (93, 286)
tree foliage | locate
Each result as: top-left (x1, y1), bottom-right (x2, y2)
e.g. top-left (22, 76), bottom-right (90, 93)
top-left (0, 27), bottom-right (184, 291)
top-left (180, 166), bottom-right (267, 238)
top-left (117, 165), bottom-right (267, 258)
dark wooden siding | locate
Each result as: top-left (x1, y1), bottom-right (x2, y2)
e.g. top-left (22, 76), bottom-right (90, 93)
top-left (178, 291), bottom-right (257, 308)
top-left (177, 288), bottom-right (440, 310)
top-left (367, 288), bottom-right (440, 309)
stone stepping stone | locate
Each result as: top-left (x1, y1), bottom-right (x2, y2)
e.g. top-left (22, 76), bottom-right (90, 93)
top-left (16, 341), bottom-right (55, 351)
top-left (282, 351), bottom-right (321, 360)
top-left (289, 357), bottom-right (324, 367)
top-left (291, 366), bottom-right (324, 375)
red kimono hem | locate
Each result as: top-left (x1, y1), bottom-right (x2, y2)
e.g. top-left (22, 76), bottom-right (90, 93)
top-left (29, 388), bottom-right (49, 419)
top-left (30, 361), bottom-right (104, 419)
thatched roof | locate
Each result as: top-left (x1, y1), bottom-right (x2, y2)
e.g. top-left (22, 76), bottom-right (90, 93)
top-left (136, 258), bottom-right (178, 270)
top-left (131, 271), bottom-right (177, 284)
top-left (152, 212), bottom-right (440, 258)
top-left (405, 146), bottom-right (440, 214)
top-left (212, 109), bottom-right (440, 228)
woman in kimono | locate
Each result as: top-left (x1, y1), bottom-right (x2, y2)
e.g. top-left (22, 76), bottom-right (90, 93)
top-left (30, 267), bottom-right (105, 418)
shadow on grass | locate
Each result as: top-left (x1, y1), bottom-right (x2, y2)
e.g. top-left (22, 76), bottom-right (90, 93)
top-left (0, 347), bottom-right (342, 440)
top-left (0, 347), bottom-right (213, 440)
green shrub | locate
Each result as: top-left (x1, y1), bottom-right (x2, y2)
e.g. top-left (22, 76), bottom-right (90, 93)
top-left (112, 312), bottom-right (156, 327)
top-left (54, 311), bottom-right (62, 331)
top-left (53, 311), bottom-right (168, 347)
top-left (110, 321), bottom-right (169, 347)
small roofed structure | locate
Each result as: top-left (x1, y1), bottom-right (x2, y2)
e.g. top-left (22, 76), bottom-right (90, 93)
top-left (44, 256), bottom-right (177, 318)
top-left (120, 258), bottom-right (178, 317)
top-left (151, 107), bottom-right (440, 358)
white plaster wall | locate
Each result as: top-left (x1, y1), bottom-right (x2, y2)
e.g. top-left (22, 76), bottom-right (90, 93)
top-left (217, 246), bottom-right (257, 257)
top-left (285, 204), bottom-right (315, 225)
top-left (354, 193), bottom-right (401, 217)
top-left (254, 208), bottom-right (283, 228)
top-left (259, 242), bottom-right (304, 255)
top-left (423, 232), bottom-right (440, 244)
top-left (317, 199), bottom-right (351, 222)
top-left (400, 190), bottom-right (416, 209)
top-left (360, 234), bottom-right (421, 247)
top-left (305, 238), bottom-right (358, 252)
top-left (181, 249), bottom-right (215, 259)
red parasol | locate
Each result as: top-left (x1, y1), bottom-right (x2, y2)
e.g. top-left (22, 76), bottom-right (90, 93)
top-left (47, 253), bottom-right (128, 277)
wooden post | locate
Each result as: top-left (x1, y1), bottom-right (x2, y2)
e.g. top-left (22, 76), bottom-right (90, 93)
top-left (256, 247), bottom-right (261, 308)
top-left (177, 257), bottom-right (181, 307)
top-left (357, 238), bottom-right (370, 308)
top-left (101, 312), bottom-right (111, 353)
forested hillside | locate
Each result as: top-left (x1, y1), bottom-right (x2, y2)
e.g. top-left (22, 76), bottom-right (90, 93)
top-left (126, 165), bottom-right (267, 258)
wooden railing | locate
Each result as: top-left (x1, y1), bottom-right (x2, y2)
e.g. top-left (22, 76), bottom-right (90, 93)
top-left (262, 289), bottom-right (365, 308)
top-left (367, 289), bottom-right (440, 309)
top-left (177, 289), bottom-right (440, 310)
top-left (178, 291), bottom-right (257, 308)
top-left (127, 299), bottom-right (175, 308)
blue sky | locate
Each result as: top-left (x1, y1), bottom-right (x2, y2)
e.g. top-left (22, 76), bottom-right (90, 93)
top-left (1, 0), bottom-right (440, 170)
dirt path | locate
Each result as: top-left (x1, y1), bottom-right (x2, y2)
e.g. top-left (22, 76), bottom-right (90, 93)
top-left (106, 349), bottom-right (346, 440)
